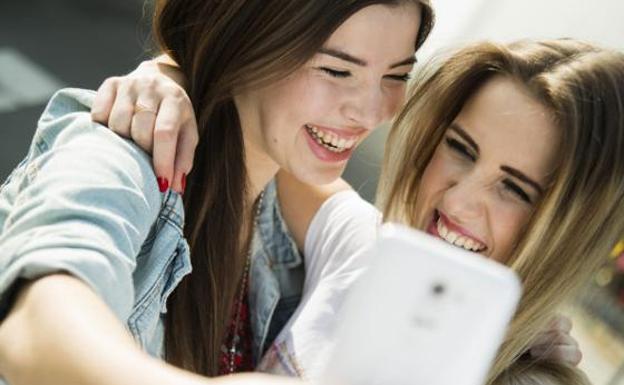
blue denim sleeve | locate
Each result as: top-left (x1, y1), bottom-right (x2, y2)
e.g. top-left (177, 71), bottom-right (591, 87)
top-left (0, 89), bottom-right (163, 322)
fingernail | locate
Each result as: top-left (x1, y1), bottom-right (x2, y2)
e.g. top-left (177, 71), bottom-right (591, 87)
top-left (181, 173), bottom-right (187, 195)
top-left (157, 177), bottom-right (169, 192)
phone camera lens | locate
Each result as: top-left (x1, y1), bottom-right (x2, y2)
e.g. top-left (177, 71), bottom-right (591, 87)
top-left (432, 282), bottom-right (445, 296)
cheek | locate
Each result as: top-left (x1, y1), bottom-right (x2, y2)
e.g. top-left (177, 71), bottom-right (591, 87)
top-left (489, 207), bottom-right (532, 264)
top-left (384, 87), bottom-right (407, 118)
top-left (274, 71), bottom-right (343, 119)
top-left (415, 150), bottom-right (450, 225)
top-left (257, 72), bottom-right (338, 145)
top-left (420, 149), bottom-right (458, 195)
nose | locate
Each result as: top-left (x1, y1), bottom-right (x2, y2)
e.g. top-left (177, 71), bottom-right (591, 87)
top-left (440, 176), bottom-right (487, 224)
top-left (340, 82), bottom-right (387, 130)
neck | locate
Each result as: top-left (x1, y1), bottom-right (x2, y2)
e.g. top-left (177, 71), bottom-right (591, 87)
top-left (244, 136), bottom-right (279, 207)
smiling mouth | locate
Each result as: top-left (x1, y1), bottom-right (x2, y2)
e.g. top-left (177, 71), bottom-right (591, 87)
top-left (305, 124), bottom-right (357, 153)
top-left (434, 211), bottom-right (487, 253)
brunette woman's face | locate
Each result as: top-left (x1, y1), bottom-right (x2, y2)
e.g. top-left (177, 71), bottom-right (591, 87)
top-left (417, 76), bottom-right (560, 263)
top-left (235, 3), bottom-right (422, 184)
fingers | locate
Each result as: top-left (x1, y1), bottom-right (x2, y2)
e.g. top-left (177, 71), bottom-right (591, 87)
top-left (530, 328), bottom-right (582, 366)
top-left (130, 96), bottom-right (160, 154)
top-left (171, 116), bottom-right (199, 195)
top-left (530, 343), bottom-right (583, 366)
top-left (152, 96), bottom-right (186, 192)
top-left (91, 61), bottom-right (197, 196)
top-left (91, 77), bottom-right (119, 125)
top-left (531, 329), bottom-right (579, 348)
top-left (548, 314), bottom-right (573, 333)
top-left (108, 82), bottom-right (137, 138)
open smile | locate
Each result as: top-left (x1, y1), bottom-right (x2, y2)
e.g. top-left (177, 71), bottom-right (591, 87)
top-left (428, 210), bottom-right (488, 253)
top-left (302, 123), bottom-right (364, 163)
top-left (304, 124), bottom-right (358, 153)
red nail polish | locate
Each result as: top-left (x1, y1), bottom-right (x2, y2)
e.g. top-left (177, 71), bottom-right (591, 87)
top-left (157, 177), bottom-right (169, 192)
top-left (181, 173), bottom-right (187, 195)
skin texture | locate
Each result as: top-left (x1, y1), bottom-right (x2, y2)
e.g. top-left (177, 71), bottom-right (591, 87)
top-left (417, 76), bottom-right (560, 263)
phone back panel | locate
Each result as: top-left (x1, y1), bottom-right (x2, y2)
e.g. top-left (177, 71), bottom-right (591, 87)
top-left (323, 223), bottom-right (522, 385)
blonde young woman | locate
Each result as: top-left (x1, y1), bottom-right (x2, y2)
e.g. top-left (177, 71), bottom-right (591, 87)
top-left (266, 39), bottom-right (622, 385)
top-left (94, 39), bottom-right (624, 385)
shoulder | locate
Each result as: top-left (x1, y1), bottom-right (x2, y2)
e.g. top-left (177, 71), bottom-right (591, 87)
top-left (275, 170), bottom-right (353, 251)
top-left (32, 88), bottom-right (162, 210)
top-left (304, 187), bottom-right (379, 264)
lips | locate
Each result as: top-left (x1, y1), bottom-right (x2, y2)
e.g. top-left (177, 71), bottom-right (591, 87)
top-left (427, 210), bottom-right (488, 253)
top-left (305, 124), bottom-right (357, 152)
top-left (302, 123), bottom-right (364, 163)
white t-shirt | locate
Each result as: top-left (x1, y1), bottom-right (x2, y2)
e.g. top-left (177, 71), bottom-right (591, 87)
top-left (257, 190), bottom-right (382, 379)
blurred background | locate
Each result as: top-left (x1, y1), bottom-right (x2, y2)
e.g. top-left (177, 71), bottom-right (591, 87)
top-left (1, 0), bottom-right (623, 383)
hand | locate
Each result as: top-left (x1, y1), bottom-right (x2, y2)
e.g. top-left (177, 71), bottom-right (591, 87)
top-left (528, 314), bottom-right (582, 366)
top-left (91, 56), bottom-right (198, 194)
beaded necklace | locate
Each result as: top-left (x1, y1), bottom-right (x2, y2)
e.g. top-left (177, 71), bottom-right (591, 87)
top-left (220, 190), bottom-right (265, 374)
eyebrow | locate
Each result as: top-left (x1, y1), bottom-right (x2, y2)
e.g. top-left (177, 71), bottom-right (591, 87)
top-left (500, 166), bottom-right (544, 195)
top-left (449, 123), bottom-right (544, 194)
top-left (318, 47), bottom-right (416, 69)
top-left (449, 123), bottom-right (480, 154)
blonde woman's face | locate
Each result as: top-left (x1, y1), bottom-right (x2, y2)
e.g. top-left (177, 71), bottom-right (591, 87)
top-left (416, 76), bottom-right (559, 263)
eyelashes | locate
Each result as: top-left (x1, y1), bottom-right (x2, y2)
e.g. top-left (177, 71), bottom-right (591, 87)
top-left (444, 137), bottom-right (533, 204)
top-left (386, 73), bottom-right (411, 82)
top-left (319, 67), bottom-right (350, 78)
top-left (318, 67), bottom-right (411, 82)
top-left (502, 179), bottom-right (532, 204)
top-left (445, 137), bottom-right (476, 161)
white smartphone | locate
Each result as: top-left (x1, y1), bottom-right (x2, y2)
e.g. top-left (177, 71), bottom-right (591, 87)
top-left (321, 223), bottom-right (522, 385)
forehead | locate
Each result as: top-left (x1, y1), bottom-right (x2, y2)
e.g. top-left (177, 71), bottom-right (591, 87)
top-left (454, 76), bottom-right (560, 182)
top-left (324, 4), bottom-right (422, 64)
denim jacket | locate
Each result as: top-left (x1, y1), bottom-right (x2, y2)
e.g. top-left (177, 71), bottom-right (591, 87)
top-left (0, 89), bottom-right (304, 380)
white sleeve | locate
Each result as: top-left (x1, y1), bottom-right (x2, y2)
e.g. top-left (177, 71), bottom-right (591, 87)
top-left (257, 190), bottom-right (381, 379)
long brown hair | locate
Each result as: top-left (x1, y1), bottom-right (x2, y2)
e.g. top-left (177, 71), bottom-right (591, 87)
top-left (378, 40), bottom-right (624, 383)
top-left (153, 0), bottom-right (434, 376)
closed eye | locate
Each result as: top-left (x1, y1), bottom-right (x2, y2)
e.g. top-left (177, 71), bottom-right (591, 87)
top-left (502, 179), bottom-right (532, 204)
top-left (319, 67), bottom-right (351, 78)
top-left (445, 137), bottom-right (476, 161)
top-left (385, 73), bottom-right (411, 82)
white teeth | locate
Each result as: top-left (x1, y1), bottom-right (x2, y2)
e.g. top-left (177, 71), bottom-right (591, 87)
top-left (436, 217), bottom-right (485, 252)
top-left (437, 219), bottom-right (448, 238)
top-left (305, 124), bottom-right (358, 153)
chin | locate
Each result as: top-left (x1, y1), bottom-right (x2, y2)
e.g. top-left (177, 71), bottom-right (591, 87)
top-left (292, 167), bottom-right (343, 186)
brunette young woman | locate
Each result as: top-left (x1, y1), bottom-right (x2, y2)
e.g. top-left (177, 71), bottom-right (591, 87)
top-left (0, 1), bottom-right (433, 384)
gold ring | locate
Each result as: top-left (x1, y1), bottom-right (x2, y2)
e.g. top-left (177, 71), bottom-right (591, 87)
top-left (135, 102), bottom-right (157, 115)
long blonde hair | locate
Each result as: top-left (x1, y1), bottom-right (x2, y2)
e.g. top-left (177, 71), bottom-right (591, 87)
top-left (378, 40), bottom-right (624, 383)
